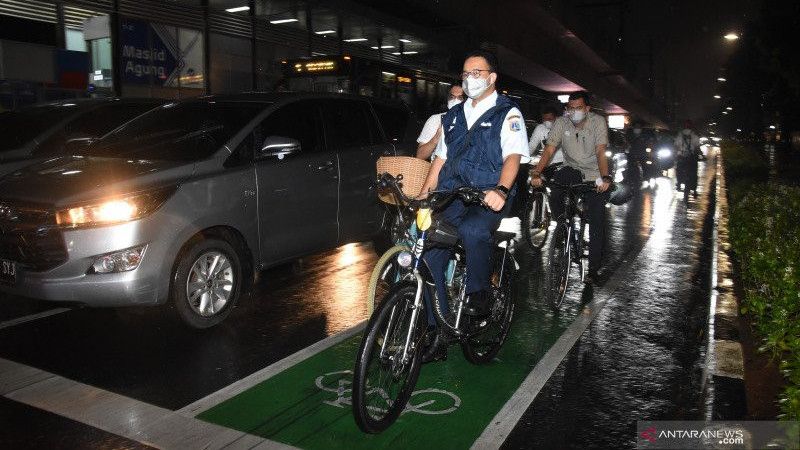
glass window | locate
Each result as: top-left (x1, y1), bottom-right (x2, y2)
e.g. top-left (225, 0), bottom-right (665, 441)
top-left (34, 102), bottom-right (162, 156)
top-left (371, 102), bottom-right (410, 143)
top-left (0, 104), bottom-right (82, 152)
top-left (84, 101), bottom-right (267, 161)
top-left (258, 100), bottom-right (323, 153)
top-left (321, 100), bottom-right (375, 148)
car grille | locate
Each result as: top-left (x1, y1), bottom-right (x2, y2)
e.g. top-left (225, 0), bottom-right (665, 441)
top-left (0, 202), bottom-right (67, 271)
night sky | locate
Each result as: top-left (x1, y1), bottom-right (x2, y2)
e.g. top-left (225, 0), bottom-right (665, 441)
top-left (625, 0), bottom-right (760, 121)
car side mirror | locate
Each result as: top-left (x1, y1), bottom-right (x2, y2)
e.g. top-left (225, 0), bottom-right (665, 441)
top-left (258, 136), bottom-right (300, 160)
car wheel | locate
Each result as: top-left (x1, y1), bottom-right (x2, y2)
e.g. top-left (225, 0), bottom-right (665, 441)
top-left (172, 238), bottom-right (242, 329)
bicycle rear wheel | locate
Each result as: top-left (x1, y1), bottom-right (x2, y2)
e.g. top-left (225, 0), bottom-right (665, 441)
top-left (461, 248), bottom-right (516, 364)
top-left (545, 222), bottom-right (571, 309)
top-left (523, 190), bottom-right (550, 250)
top-left (353, 282), bottom-right (426, 433)
top-left (366, 245), bottom-right (411, 315)
top-left (578, 221), bottom-right (588, 282)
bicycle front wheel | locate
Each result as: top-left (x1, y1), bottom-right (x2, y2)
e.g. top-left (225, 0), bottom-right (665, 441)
top-left (545, 222), bottom-right (571, 309)
top-left (524, 190), bottom-right (550, 250)
top-left (366, 245), bottom-right (411, 315)
top-left (353, 282), bottom-right (427, 433)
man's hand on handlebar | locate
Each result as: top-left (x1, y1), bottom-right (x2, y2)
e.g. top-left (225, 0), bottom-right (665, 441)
top-left (597, 175), bottom-right (612, 193)
top-left (415, 188), bottom-right (431, 200)
top-left (530, 168), bottom-right (544, 188)
top-left (483, 189), bottom-right (506, 212)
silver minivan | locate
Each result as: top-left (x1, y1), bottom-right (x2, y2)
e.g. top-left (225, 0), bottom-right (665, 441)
top-left (0, 93), bottom-right (412, 328)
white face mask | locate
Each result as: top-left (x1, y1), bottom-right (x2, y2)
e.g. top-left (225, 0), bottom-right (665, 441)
top-left (462, 76), bottom-right (491, 99)
top-left (543, 120), bottom-right (553, 129)
top-left (447, 99), bottom-right (462, 109)
top-left (569, 109), bottom-right (586, 123)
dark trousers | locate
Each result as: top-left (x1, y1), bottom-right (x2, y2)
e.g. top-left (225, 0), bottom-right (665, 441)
top-left (677, 156), bottom-right (698, 191)
top-left (422, 196), bottom-right (512, 323)
top-left (548, 167), bottom-right (609, 270)
top-left (511, 163), bottom-right (530, 219)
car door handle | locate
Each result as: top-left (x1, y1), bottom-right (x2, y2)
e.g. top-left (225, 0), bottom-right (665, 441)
top-left (316, 161), bottom-right (335, 171)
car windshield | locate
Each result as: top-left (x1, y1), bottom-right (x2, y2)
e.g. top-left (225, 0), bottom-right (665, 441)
top-left (83, 100), bottom-right (268, 161)
top-left (0, 103), bottom-right (84, 152)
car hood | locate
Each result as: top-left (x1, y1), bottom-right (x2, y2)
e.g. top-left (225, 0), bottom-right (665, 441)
top-left (0, 156), bottom-right (195, 206)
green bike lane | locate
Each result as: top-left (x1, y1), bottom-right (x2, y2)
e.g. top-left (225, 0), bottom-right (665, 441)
top-left (196, 274), bottom-right (599, 449)
top-left (194, 182), bottom-right (659, 448)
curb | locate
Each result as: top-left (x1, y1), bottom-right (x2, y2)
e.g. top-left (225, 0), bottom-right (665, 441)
top-left (703, 152), bottom-right (748, 420)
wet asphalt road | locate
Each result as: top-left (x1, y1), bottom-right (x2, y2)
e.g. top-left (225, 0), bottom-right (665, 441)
top-left (0, 158), bottom-right (716, 448)
top-left (505, 162), bottom-right (716, 449)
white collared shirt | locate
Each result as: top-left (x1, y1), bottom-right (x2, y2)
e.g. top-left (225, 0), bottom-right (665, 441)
top-left (433, 91), bottom-right (530, 163)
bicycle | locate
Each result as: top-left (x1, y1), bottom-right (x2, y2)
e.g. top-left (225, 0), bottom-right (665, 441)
top-left (352, 173), bottom-right (518, 433)
top-left (522, 164), bottom-right (560, 250)
top-left (543, 179), bottom-right (597, 309)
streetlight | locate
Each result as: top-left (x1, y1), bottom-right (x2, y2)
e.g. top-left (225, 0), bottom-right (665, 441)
top-left (724, 32), bottom-right (739, 41)
top-left (726, 107), bottom-right (733, 110)
top-left (713, 95), bottom-right (721, 99)
top-left (717, 77), bottom-right (727, 82)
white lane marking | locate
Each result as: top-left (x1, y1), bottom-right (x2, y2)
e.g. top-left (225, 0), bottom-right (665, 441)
top-left (0, 357), bottom-right (297, 450)
top-left (177, 321), bottom-right (366, 417)
top-left (473, 180), bottom-right (683, 449)
top-left (0, 308), bottom-right (71, 330)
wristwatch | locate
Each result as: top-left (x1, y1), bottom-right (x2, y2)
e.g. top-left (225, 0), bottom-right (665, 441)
top-left (494, 185), bottom-right (510, 198)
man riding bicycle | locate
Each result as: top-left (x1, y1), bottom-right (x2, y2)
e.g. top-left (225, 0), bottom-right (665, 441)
top-left (530, 91), bottom-right (611, 284)
top-left (418, 50), bottom-right (528, 349)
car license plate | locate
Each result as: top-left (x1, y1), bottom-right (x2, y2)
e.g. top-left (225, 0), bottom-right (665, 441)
top-left (0, 259), bottom-right (17, 285)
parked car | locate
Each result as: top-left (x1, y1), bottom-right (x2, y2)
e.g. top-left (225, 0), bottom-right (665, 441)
top-left (0, 98), bottom-right (165, 177)
top-left (0, 93), bottom-right (413, 328)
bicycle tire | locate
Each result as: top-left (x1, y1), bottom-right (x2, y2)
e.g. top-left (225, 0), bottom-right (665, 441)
top-left (461, 248), bottom-right (516, 364)
top-left (578, 221), bottom-right (587, 282)
top-left (352, 282), bottom-right (426, 433)
top-left (545, 222), bottom-right (571, 309)
top-left (523, 190), bottom-right (550, 250)
top-left (366, 245), bottom-right (411, 315)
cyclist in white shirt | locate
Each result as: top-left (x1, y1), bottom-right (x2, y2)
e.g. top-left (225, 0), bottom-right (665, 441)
top-left (416, 84), bottom-right (465, 160)
top-left (528, 105), bottom-right (564, 165)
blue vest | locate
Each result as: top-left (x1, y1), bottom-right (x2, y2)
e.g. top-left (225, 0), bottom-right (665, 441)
top-left (438, 94), bottom-right (517, 192)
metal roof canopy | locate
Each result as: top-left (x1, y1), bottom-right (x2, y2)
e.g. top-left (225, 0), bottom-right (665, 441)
top-left (363, 0), bottom-right (667, 127)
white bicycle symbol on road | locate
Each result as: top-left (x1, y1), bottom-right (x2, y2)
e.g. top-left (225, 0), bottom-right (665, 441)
top-left (315, 370), bottom-right (462, 416)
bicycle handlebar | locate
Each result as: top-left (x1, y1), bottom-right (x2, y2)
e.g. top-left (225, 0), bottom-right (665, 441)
top-left (542, 178), bottom-right (606, 192)
top-left (376, 172), bottom-right (486, 211)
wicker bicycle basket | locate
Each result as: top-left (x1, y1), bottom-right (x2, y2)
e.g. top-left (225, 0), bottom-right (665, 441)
top-left (376, 156), bottom-right (431, 205)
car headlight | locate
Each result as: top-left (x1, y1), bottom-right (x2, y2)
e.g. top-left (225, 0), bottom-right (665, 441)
top-left (645, 147), bottom-right (652, 153)
top-left (657, 148), bottom-right (672, 159)
top-left (56, 186), bottom-right (175, 228)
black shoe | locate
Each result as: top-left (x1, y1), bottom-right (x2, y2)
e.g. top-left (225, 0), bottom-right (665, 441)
top-left (463, 290), bottom-right (490, 316)
top-left (421, 332), bottom-right (448, 364)
top-left (584, 268), bottom-right (599, 284)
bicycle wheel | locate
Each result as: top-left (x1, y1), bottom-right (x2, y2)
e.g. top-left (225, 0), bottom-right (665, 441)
top-left (461, 248), bottom-right (516, 364)
top-left (545, 222), bottom-right (571, 309)
top-left (366, 245), bottom-right (411, 315)
top-left (578, 221), bottom-right (588, 282)
top-left (352, 282), bottom-right (427, 433)
top-left (523, 190), bottom-right (550, 250)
